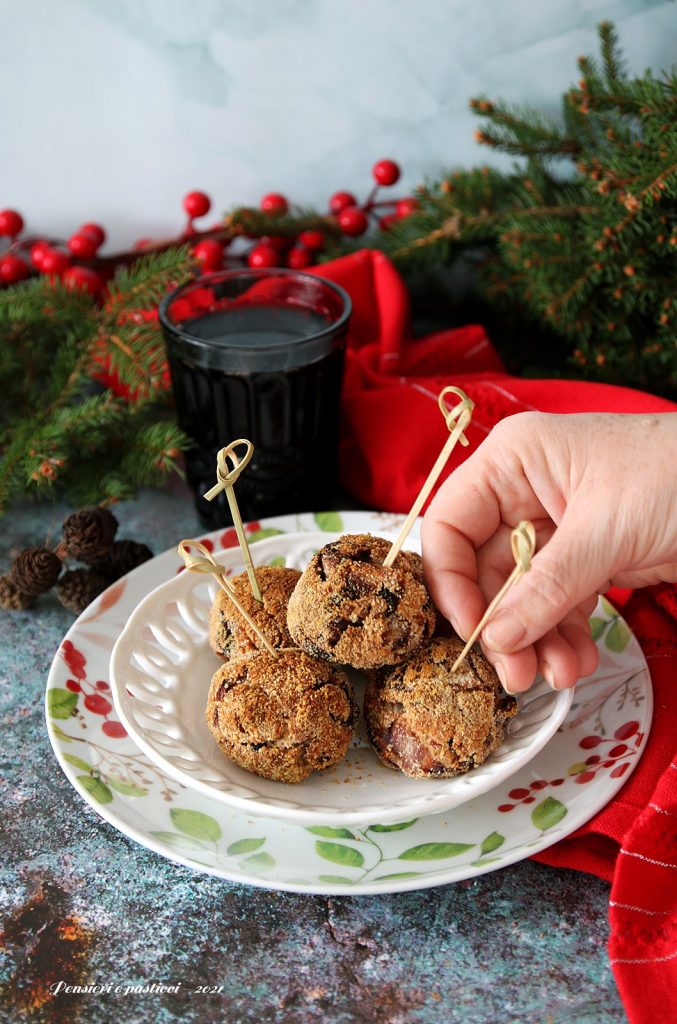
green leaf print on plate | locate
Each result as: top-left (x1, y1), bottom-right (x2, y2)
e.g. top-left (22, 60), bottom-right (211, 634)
top-left (77, 775), bottom-right (113, 805)
top-left (480, 832), bottom-right (505, 855)
top-left (242, 852), bottom-right (276, 872)
top-left (306, 826), bottom-right (357, 840)
top-left (531, 797), bottom-right (567, 831)
top-left (606, 618), bottom-right (632, 652)
top-left (369, 820), bottom-right (418, 833)
top-left (248, 528), bottom-right (284, 543)
top-left (107, 777), bottom-right (148, 797)
top-left (227, 837), bottom-right (266, 856)
top-left (315, 841), bottom-right (365, 868)
top-left (170, 808), bottom-right (222, 843)
top-left (314, 512), bottom-right (344, 532)
top-left (63, 753), bottom-right (91, 772)
top-left (150, 832), bottom-right (213, 853)
top-left (48, 689), bottom-right (78, 719)
top-left (399, 842), bottom-right (475, 861)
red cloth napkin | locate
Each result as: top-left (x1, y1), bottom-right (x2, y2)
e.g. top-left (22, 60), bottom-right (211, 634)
top-left (314, 249), bottom-right (677, 1024)
top-left (313, 248), bottom-right (675, 512)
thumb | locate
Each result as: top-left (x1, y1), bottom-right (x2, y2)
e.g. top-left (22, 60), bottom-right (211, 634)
top-left (482, 510), bottom-right (610, 654)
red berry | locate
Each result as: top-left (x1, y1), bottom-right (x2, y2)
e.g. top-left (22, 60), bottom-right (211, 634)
top-left (575, 771), bottom-right (596, 784)
top-left (337, 206), bottom-right (368, 237)
top-left (193, 238), bottom-right (224, 270)
top-left (287, 245), bottom-right (313, 270)
top-left (610, 762), bottom-right (629, 778)
top-left (220, 528), bottom-right (238, 548)
top-left (67, 232), bottom-right (99, 259)
top-left (84, 693), bottom-right (112, 716)
top-left (199, 538), bottom-right (214, 552)
top-left (379, 214), bottom-right (398, 231)
top-left (0, 255), bottom-right (29, 284)
top-left (508, 788), bottom-right (530, 800)
top-left (66, 679), bottom-right (82, 693)
top-left (261, 235), bottom-right (291, 252)
top-left (40, 248), bottom-right (70, 276)
top-left (102, 720), bottom-right (127, 739)
top-left (550, 778), bottom-right (564, 786)
top-left (329, 191), bottom-right (357, 214)
top-left (260, 193), bottom-right (289, 215)
top-left (0, 209), bottom-right (24, 237)
top-left (609, 743), bottom-right (629, 758)
top-left (247, 243), bottom-right (279, 269)
top-left (523, 796), bottom-right (536, 804)
top-left (530, 779), bottom-right (548, 790)
top-left (298, 229), bottom-right (324, 252)
top-left (30, 241), bottom-right (51, 268)
top-left (614, 721), bottom-right (639, 741)
top-left (95, 680), bottom-right (110, 691)
top-left (372, 159), bottom-right (401, 186)
top-left (62, 266), bottom-right (103, 296)
top-left (579, 735), bottom-right (602, 749)
top-left (183, 191), bottom-right (211, 219)
top-left (498, 804), bottom-right (515, 813)
top-left (396, 197), bottom-right (419, 218)
top-left (585, 755), bottom-right (601, 765)
top-left (79, 222), bottom-right (106, 247)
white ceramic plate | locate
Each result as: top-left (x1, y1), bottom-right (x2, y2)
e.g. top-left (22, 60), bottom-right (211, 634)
top-left (45, 510), bottom-right (652, 895)
top-left (108, 529), bottom-right (573, 826)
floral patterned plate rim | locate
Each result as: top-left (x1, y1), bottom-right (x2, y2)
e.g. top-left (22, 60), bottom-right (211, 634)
top-left (108, 529), bottom-right (572, 826)
top-left (46, 510), bottom-right (652, 896)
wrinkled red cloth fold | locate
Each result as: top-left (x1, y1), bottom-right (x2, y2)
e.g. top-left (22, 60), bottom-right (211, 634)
top-left (314, 250), bottom-right (677, 1024)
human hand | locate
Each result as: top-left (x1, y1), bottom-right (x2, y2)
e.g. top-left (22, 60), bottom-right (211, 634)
top-left (422, 411), bottom-right (677, 693)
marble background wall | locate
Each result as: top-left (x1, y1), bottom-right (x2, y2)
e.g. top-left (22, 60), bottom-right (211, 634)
top-left (1, 0), bottom-right (674, 248)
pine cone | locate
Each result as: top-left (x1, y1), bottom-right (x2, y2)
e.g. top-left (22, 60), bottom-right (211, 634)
top-left (10, 547), bottom-right (62, 597)
top-left (57, 569), bottom-right (111, 614)
top-left (91, 540), bottom-right (153, 580)
top-left (61, 507), bottom-right (119, 562)
top-left (0, 573), bottom-right (34, 611)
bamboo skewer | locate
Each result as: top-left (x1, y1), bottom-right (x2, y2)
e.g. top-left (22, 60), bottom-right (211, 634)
top-left (449, 520), bottom-right (536, 673)
top-left (203, 439), bottom-right (262, 602)
top-left (177, 540), bottom-right (277, 658)
top-left (383, 386), bottom-right (475, 568)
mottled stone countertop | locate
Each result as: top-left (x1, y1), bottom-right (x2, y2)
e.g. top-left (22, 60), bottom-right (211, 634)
top-left (1, 486), bottom-right (627, 1024)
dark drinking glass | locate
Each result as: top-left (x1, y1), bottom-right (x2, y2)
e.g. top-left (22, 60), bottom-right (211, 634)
top-left (159, 268), bottom-right (351, 528)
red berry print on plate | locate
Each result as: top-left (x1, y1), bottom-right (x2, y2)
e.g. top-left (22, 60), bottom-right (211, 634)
top-left (614, 721), bottom-right (639, 741)
top-left (61, 640), bottom-right (87, 680)
top-left (66, 679), bottom-right (82, 693)
top-left (579, 735), bottom-right (602, 749)
top-left (84, 694), bottom-right (113, 716)
top-left (102, 721), bottom-right (128, 739)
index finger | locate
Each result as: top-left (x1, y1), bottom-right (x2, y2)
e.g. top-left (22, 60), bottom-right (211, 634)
top-left (421, 456), bottom-right (502, 640)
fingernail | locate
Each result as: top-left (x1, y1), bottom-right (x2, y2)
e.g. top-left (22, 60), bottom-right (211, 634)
top-left (484, 610), bottom-right (527, 652)
top-left (541, 660), bottom-right (556, 689)
top-left (450, 617), bottom-right (465, 641)
top-left (494, 660), bottom-right (514, 695)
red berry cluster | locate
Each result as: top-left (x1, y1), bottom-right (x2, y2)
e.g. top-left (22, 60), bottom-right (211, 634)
top-left (61, 638), bottom-right (127, 737)
top-left (236, 159), bottom-right (417, 273)
top-left (497, 719), bottom-right (641, 812)
top-left (0, 209), bottom-right (107, 294)
top-left (0, 158), bottom-right (418, 293)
